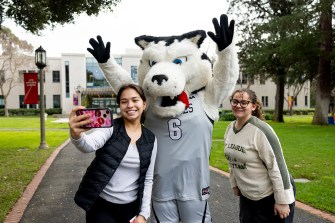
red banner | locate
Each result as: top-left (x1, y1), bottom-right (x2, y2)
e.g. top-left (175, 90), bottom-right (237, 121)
top-left (73, 93), bottom-right (78, 106)
top-left (24, 73), bottom-right (38, 104)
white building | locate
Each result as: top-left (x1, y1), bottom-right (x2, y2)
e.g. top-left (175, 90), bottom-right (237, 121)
top-left (221, 73), bottom-right (311, 111)
top-left (0, 50), bottom-right (310, 116)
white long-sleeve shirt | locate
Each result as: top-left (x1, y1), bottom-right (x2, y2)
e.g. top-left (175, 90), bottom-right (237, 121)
top-left (224, 116), bottom-right (295, 204)
top-left (71, 127), bottom-right (157, 220)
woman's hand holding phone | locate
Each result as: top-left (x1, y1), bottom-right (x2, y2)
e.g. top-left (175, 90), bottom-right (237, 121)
top-left (69, 107), bottom-right (113, 139)
top-left (69, 106), bottom-right (94, 140)
top-left (75, 108), bottom-right (112, 128)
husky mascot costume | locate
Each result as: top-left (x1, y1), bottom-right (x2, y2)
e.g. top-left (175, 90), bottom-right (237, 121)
top-left (87, 14), bottom-right (239, 223)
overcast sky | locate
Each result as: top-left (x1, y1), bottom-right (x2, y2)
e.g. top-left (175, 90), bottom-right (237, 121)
top-left (3, 0), bottom-right (233, 57)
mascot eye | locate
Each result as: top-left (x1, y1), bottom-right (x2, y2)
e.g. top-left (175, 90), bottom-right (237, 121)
top-left (149, 60), bottom-right (157, 67)
top-left (173, 57), bottom-right (187, 65)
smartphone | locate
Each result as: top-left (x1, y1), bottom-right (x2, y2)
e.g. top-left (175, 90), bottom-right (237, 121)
top-left (76, 108), bottom-right (113, 128)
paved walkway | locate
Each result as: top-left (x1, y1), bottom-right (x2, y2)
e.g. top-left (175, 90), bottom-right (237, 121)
top-left (4, 141), bottom-right (335, 223)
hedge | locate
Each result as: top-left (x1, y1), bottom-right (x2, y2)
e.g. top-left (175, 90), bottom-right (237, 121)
top-left (218, 109), bottom-right (315, 121)
top-left (0, 108), bottom-right (62, 116)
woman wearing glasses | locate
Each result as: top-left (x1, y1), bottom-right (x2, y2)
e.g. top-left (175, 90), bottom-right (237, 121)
top-left (224, 88), bottom-right (295, 223)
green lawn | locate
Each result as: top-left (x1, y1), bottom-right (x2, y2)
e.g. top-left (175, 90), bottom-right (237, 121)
top-left (0, 116), bottom-right (69, 129)
top-left (210, 115), bottom-right (335, 215)
top-left (0, 117), bottom-right (69, 222)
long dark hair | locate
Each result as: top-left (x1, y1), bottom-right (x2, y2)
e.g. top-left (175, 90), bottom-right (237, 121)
top-left (116, 84), bottom-right (147, 124)
top-left (230, 88), bottom-right (265, 120)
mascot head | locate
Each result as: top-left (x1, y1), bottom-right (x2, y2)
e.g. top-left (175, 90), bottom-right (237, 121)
top-left (134, 30), bottom-right (212, 118)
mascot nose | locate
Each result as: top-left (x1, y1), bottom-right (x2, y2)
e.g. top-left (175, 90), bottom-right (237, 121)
top-left (152, 74), bottom-right (168, 86)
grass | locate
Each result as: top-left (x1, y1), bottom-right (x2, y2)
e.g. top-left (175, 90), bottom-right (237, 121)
top-left (210, 115), bottom-right (335, 215)
top-left (0, 116), bottom-right (69, 129)
top-left (0, 117), bottom-right (69, 222)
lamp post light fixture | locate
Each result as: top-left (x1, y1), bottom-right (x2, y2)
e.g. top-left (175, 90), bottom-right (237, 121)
top-left (35, 46), bottom-right (48, 149)
top-left (75, 84), bottom-right (83, 94)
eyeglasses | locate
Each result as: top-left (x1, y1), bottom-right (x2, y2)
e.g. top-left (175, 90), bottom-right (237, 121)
top-left (230, 99), bottom-right (251, 108)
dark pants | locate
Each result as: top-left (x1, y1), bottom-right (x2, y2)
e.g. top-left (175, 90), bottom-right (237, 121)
top-left (86, 196), bottom-right (139, 223)
top-left (239, 177), bottom-right (296, 223)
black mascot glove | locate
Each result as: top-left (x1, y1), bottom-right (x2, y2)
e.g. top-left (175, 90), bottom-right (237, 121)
top-left (87, 35), bottom-right (110, 63)
top-left (207, 14), bottom-right (235, 52)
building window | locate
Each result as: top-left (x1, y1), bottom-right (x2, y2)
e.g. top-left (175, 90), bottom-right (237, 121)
top-left (293, 97), bottom-right (297, 106)
top-left (19, 95), bottom-right (25, 108)
top-left (0, 95), bottom-right (4, 109)
top-left (65, 61), bottom-right (70, 98)
top-left (115, 57), bottom-right (122, 66)
top-left (53, 71), bottom-right (60, 82)
top-left (242, 73), bottom-right (247, 84)
top-left (0, 70), bottom-right (5, 82)
top-left (237, 73), bottom-right (253, 85)
top-left (86, 58), bottom-right (109, 87)
top-left (131, 66), bottom-right (138, 82)
top-left (305, 96), bottom-right (308, 106)
top-left (262, 96), bottom-right (268, 107)
top-left (91, 97), bottom-right (117, 113)
top-left (260, 74), bottom-right (266, 85)
top-left (248, 75), bottom-right (254, 85)
top-left (53, 95), bottom-right (61, 108)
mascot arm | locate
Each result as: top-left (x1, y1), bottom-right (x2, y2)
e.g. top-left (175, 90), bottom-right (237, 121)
top-left (203, 45), bottom-right (239, 121)
top-left (87, 35), bottom-right (133, 93)
top-left (204, 14), bottom-right (239, 120)
top-left (99, 59), bottom-right (134, 93)
top-left (211, 44), bottom-right (239, 106)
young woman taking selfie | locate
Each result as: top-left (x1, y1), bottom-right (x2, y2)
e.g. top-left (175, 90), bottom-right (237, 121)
top-left (68, 84), bottom-right (157, 223)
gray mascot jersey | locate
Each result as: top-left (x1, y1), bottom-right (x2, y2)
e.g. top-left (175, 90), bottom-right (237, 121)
top-left (145, 93), bottom-right (213, 201)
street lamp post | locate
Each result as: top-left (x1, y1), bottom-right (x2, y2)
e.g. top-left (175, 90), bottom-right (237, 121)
top-left (35, 46), bottom-right (48, 149)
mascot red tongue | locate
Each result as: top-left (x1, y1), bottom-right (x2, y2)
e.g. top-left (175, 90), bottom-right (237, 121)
top-left (178, 91), bottom-right (190, 108)
top-left (87, 14), bottom-right (239, 222)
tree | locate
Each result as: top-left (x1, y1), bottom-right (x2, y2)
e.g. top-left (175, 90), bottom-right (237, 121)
top-left (0, 0), bottom-right (121, 34)
top-left (228, 0), bottom-right (329, 122)
top-left (0, 26), bottom-right (33, 116)
top-left (312, 0), bottom-right (333, 125)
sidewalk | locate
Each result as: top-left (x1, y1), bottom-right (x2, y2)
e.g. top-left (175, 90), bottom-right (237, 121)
top-left (4, 141), bottom-right (335, 223)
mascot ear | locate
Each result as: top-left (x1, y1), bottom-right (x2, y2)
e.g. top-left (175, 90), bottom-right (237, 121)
top-left (180, 30), bottom-right (206, 48)
top-left (135, 30), bottom-right (207, 50)
top-left (135, 35), bottom-right (153, 50)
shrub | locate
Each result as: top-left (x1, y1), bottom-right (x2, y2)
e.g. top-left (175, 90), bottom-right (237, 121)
top-left (219, 112), bottom-right (235, 121)
top-left (0, 108), bottom-right (62, 116)
top-left (264, 113), bottom-right (273, 120)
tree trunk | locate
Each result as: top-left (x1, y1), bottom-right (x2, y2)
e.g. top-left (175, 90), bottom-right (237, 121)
top-left (273, 73), bottom-right (286, 122)
top-left (4, 97), bottom-right (9, 117)
top-left (312, 0), bottom-right (332, 125)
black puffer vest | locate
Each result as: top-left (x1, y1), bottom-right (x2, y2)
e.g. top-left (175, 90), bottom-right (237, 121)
top-left (74, 117), bottom-right (155, 213)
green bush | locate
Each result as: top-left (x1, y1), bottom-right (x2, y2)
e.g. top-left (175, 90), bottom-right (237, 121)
top-left (45, 108), bottom-right (63, 115)
top-left (264, 113), bottom-right (273, 120)
top-left (0, 108), bottom-right (62, 116)
top-left (264, 109), bottom-right (315, 115)
top-left (219, 112), bottom-right (235, 121)
top-left (219, 111), bottom-right (275, 121)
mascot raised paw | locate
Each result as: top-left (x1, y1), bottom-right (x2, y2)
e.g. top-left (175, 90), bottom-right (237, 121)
top-left (88, 14), bottom-right (239, 223)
